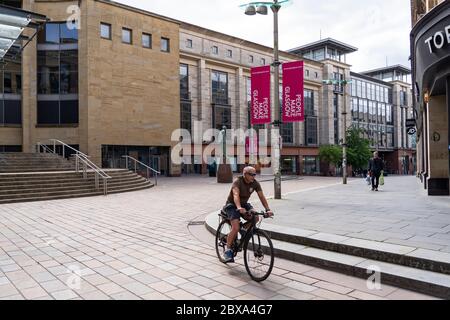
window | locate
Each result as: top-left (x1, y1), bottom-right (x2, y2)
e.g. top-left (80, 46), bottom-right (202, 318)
top-left (351, 98), bottom-right (358, 121)
top-left (37, 100), bottom-right (78, 125)
top-left (180, 64), bottom-right (189, 100)
top-left (186, 39), bottom-right (193, 48)
top-left (400, 90), bottom-right (408, 106)
top-left (304, 90), bottom-right (314, 116)
top-left (142, 33), bottom-right (152, 48)
top-left (305, 117), bottom-right (318, 145)
top-left (211, 70), bottom-right (228, 105)
top-left (100, 23), bottom-right (111, 40)
top-left (161, 37), bottom-right (170, 52)
top-left (315, 72), bottom-right (318, 78)
top-left (226, 49), bottom-right (232, 58)
top-left (181, 102), bottom-right (191, 133)
top-left (0, 100), bottom-right (21, 125)
top-left (0, 146), bottom-right (22, 152)
top-left (212, 46), bottom-right (218, 55)
top-left (313, 49), bottom-right (325, 60)
top-left (261, 58), bottom-right (266, 65)
top-left (334, 94), bottom-right (339, 145)
top-left (280, 123), bottom-right (293, 144)
top-left (213, 105), bottom-right (231, 130)
top-left (37, 50), bottom-right (78, 95)
top-left (60, 23), bottom-right (78, 44)
top-left (303, 156), bottom-right (320, 175)
top-left (305, 69), bottom-right (310, 77)
top-left (122, 28), bottom-right (132, 44)
top-left (249, 55), bottom-right (254, 63)
top-left (38, 22), bottom-right (79, 44)
top-left (37, 24), bottom-right (79, 126)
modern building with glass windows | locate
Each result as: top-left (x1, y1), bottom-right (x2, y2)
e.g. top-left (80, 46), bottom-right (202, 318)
top-left (178, 22), bottom-right (324, 175)
top-left (350, 67), bottom-right (416, 175)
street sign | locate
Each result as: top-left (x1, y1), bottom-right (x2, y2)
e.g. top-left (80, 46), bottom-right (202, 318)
top-left (407, 127), bottom-right (417, 135)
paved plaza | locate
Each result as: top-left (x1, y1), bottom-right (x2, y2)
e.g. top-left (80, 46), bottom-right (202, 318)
top-left (0, 175), bottom-right (443, 300)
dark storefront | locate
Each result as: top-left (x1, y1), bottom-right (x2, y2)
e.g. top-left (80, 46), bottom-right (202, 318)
top-left (411, 1), bottom-right (450, 195)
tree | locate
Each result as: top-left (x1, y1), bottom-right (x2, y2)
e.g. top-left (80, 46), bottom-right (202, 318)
top-left (346, 127), bottom-right (372, 171)
top-left (319, 144), bottom-right (342, 169)
top-left (319, 128), bottom-right (372, 176)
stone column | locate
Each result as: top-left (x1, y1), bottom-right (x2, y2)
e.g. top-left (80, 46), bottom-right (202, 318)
top-left (21, 0), bottom-right (36, 153)
top-left (427, 95), bottom-right (449, 195)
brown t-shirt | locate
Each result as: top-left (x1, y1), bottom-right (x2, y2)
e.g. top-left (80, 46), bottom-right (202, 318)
top-left (227, 176), bottom-right (262, 205)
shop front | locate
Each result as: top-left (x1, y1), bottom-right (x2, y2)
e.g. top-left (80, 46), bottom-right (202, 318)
top-left (411, 1), bottom-right (450, 195)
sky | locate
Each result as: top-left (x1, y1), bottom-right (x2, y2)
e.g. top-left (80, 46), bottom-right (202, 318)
top-left (114, 0), bottom-right (412, 72)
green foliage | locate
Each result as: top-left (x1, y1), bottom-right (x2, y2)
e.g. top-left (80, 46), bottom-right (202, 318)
top-left (319, 144), bottom-right (342, 167)
top-left (345, 127), bottom-right (372, 170)
top-left (319, 128), bottom-right (372, 172)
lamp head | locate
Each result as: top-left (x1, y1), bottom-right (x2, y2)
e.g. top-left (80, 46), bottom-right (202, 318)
top-left (256, 5), bottom-right (268, 15)
top-left (245, 5), bottom-right (256, 15)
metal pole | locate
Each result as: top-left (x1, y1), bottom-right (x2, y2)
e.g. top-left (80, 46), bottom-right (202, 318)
top-left (342, 79), bottom-right (348, 185)
top-left (272, 1), bottom-right (282, 199)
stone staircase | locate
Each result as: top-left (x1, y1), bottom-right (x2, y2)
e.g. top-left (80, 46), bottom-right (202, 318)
top-left (205, 213), bottom-right (450, 299)
top-left (0, 153), bottom-right (154, 204)
top-left (0, 152), bottom-right (75, 173)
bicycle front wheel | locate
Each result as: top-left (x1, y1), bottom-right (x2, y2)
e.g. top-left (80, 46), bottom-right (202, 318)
top-left (243, 229), bottom-right (274, 282)
top-left (215, 220), bottom-right (232, 263)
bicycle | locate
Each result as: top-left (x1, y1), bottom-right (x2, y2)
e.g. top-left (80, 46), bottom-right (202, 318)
top-left (215, 209), bottom-right (274, 282)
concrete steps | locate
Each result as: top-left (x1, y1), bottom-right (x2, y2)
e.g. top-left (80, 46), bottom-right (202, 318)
top-left (0, 152), bottom-right (155, 203)
top-left (0, 152), bottom-right (75, 173)
top-left (205, 212), bottom-right (450, 299)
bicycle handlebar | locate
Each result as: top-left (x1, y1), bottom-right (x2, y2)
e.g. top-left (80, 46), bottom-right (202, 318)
top-left (252, 211), bottom-right (274, 219)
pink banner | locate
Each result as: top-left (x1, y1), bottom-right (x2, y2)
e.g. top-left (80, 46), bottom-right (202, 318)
top-left (251, 66), bottom-right (271, 125)
top-left (282, 61), bottom-right (304, 123)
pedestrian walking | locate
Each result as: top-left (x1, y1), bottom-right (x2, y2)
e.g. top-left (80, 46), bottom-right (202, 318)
top-left (368, 151), bottom-right (384, 191)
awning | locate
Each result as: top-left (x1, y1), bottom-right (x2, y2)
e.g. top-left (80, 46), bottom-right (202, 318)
top-left (0, 4), bottom-right (47, 63)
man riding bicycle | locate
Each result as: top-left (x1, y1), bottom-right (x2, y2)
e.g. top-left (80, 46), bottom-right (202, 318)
top-left (222, 166), bottom-right (273, 263)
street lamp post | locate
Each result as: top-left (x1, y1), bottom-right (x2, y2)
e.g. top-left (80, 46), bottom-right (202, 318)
top-left (244, 0), bottom-right (286, 199)
top-left (323, 77), bottom-right (352, 184)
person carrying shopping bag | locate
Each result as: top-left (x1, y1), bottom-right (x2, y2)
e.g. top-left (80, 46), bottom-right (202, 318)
top-left (368, 151), bottom-right (384, 191)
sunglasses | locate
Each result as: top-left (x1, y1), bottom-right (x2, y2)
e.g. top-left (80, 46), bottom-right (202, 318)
top-left (246, 173), bottom-right (257, 177)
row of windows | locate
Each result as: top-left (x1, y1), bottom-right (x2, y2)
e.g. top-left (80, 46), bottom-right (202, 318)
top-left (351, 78), bottom-right (391, 103)
top-left (351, 98), bottom-right (393, 125)
top-left (184, 39), bottom-right (268, 66)
top-left (1, 99), bottom-right (79, 126)
top-left (0, 145), bottom-right (22, 152)
top-left (303, 48), bottom-right (345, 62)
top-left (352, 123), bottom-right (395, 148)
top-left (305, 70), bottom-right (319, 79)
top-left (100, 23), bottom-right (170, 52)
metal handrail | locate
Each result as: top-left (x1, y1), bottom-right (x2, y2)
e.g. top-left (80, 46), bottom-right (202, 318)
top-left (122, 155), bottom-right (161, 186)
top-left (73, 154), bottom-right (111, 195)
top-left (36, 139), bottom-right (111, 195)
top-left (37, 139), bottom-right (89, 159)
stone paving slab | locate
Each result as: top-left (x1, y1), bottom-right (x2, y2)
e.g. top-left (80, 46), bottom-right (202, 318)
top-left (0, 175), bottom-right (442, 300)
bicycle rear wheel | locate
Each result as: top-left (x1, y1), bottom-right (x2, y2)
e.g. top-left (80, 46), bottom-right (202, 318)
top-left (243, 229), bottom-right (274, 282)
top-left (215, 220), bottom-right (232, 263)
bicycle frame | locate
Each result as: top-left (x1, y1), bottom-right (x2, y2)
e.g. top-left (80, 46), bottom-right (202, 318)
top-left (220, 211), bottom-right (267, 254)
